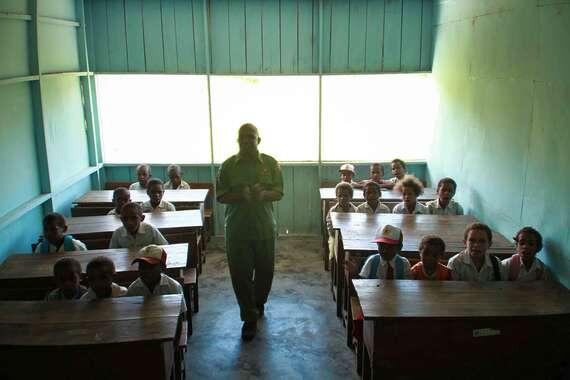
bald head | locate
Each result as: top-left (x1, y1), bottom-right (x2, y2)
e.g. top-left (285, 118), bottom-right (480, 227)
top-left (237, 123), bottom-right (260, 157)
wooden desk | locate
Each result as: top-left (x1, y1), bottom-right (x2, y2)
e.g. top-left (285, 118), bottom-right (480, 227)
top-left (75, 189), bottom-right (209, 207)
top-left (353, 280), bottom-right (570, 379)
top-left (0, 295), bottom-right (183, 380)
top-left (0, 244), bottom-right (188, 300)
top-left (319, 187), bottom-right (437, 271)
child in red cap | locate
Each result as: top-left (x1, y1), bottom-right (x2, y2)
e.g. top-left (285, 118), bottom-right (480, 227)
top-left (359, 224), bottom-right (411, 279)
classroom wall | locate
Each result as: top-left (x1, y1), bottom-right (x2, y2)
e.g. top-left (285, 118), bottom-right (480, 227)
top-left (0, 0), bottom-right (100, 262)
top-left (85, 0), bottom-right (433, 74)
top-left (428, 0), bottom-right (570, 286)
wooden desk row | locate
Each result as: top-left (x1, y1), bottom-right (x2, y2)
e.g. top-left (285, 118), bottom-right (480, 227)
top-left (353, 280), bottom-right (570, 379)
top-left (0, 295), bottom-right (184, 380)
top-left (319, 187), bottom-right (438, 270)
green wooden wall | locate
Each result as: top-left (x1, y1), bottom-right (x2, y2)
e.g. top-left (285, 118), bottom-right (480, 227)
top-left (0, 0), bottom-right (100, 262)
top-left (85, 0), bottom-right (433, 74)
top-left (428, 0), bottom-right (570, 286)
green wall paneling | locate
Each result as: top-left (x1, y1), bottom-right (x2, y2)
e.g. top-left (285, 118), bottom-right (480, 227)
top-left (124, 0), bottom-right (146, 72)
top-left (52, 176), bottom-right (92, 216)
top-left (401, 0), bottom-right (422, 71)
top-left (244, 0), bottom-right (262, 74)
top-left (107, 0), bottom-right (128, 72)
top-left (0, 18), bottom-right (31, 79)
top-left (0, 83), bottom-right (42, 213)
top-left (38, 22), bottom-right (80, 73)
top-left (382, 0), bottom-right (402, 71)
top-left (142, 0), bottom-right (165, 72)
top-left (0, 206), bottom-right (44, 263)
top-left (228, 0), bottom-right (247, 74)
top-left (38, 0), bottom-right (77, 20)
top-left (0, 0), bottom-right (28, 13)
top-left (261, 0), bottom-right (280, 73)
top-left (161, 0), bottom-right (179, 73)
top-left (174, 0), bottom-right (197, 73)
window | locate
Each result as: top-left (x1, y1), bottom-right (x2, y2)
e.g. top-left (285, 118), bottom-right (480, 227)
top-left (210, 76), bottom-right (319, 163)
top-left (95, 74), bottom-right (211, 164)
top-left (321, 73), bottom-right (437, 161)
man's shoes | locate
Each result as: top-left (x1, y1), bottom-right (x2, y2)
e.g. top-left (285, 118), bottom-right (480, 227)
top-left (241, 321), bottom-right (257, 341)
top-left (257, 304), bottom-right (265, 318)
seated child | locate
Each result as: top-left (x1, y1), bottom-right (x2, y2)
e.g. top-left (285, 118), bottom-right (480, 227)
top-left (326, 182), bottom-right (358, 260)
top-left (126, 245), bottom-right (186, 313)
top-left (80, 256), bottom-right (127, 300)
top-left (109, 202), bottom-right (169, 249)
top-left (502, 227), bottom-right (551, 281)
top-left (108, 187), bottom-right (131, 216)
top-left (356, 181), bottom-right (390, 214)
top-left (410, 235), bottom-right (452, 280)
top-left (355, 163), bottom-right (393, 189)
top-left (426, 177), bottom-right (464, 215)
top-left (35, 213), bottom-right (87, 253)
top-left (142, 178), bottom-right (176, 212)
top-left (164, 164), bottom-right (191, 190)
top-left (359, 224), bottom-right (411, 279)
top-left (385, 158), bottom-right (407, 189)
top-left (392, 175), bottom-right (428, 214)
top-left (45, 257), bottom-right (87, 300)
top-left (129, 164), bottom-right (151, 190)
top-left (447, 223), bottom-right (502, 281)
top-left (339, 163), bottom-right (358, 187)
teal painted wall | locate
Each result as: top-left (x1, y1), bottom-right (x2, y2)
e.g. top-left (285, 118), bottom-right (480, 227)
top-left (429, 0), bottom-right (570, 286)
top-left (85, 0), bottom-right (433, 74)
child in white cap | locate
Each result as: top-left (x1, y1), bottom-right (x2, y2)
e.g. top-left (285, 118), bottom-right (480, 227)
top-left (339, 163), bottom-right (359, 187)
top-left (359, 224), bottom-right (411, 279)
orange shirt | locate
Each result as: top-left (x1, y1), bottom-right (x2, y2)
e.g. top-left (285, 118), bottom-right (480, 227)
top-left (411, 262), bottom-right (452, 281)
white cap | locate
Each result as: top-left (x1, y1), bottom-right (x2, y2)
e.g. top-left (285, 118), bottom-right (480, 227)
top-left (132, 245), bottom-right (167, 265)
top-left (372, 224), bottom-right (402, 245)
top-left (339, 163), bottom-right (355, 173)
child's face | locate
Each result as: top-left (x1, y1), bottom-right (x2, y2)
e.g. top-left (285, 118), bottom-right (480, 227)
top-left (147, 183), bottom-right (164, 207)
top-left (402, 186), bottom-right (417, 210)
top-left (377, 242), bottom-right (400, 261)
top-left (420, 245), bottom-right (442, 272)
top-left (336, 188), bottom-right (352, 208)
top-left (437, 183), bottom-right (455, 205)
top-left (168, 170), bottom-right (182, 188)
top-left (121, 207), bottom-right (144, 234)
top-left (365, 186), bottom-right (380, 203)
top-left (88, 269), bottom-right (113, 298)
top-left (516, 231), bottom-right (539, 261)
top-left (57, 270), bottom-right (81, 298)
top-left (138, 261), bottom-right (162, 287)
top-left (137, 167), bottom-right (150, 186)
top-left (370, 165), bottom-right (384, 181)
top-left (391, 162), bottom-right (405, 179)
top-left (44, 221), bottom-right (66, 244)
top-left (465, 229), bottom-right (491, 261)
top-left (340, 171), bottom-right (354, 183)
top-left (114, 191), bottom-right (131, 212)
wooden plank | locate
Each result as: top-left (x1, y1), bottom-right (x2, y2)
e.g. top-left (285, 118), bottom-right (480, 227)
top-left (191, 0), bottom-right (207, 73)
top-left (228, 0), bottom-right (246, 73)
top-left (174, 0), bottom-right (196, 72)
top-left (298, 0), bottom-right (314, 73)
top-left (420, 0), bottom-right (433, 70)
top-left (91, 0), bottom-right (109, 72)
top-left (280, 0), bottom-right (298, 73)
top-left (261, 0), bottom-right (280, 73)
top-left (364, 0), bottom-right (385, 72)
top-left (125, 0), bottom-right (146, 72)
top-left (401, 0), bottom-right (422, 71)
top-left (107, 0), bottom-right (128, 71)
top-left (75, 189), bottom-right (209, 206)
top-left (312, 0), bottom-right (319, 72)
top-left (209, 0), bottom-right (230, 73)
top-left (244, 0), bottom-right (262, 73)
top-left (142, 0), bottom-right (165, 72)
top-left (348, 0), bottom-right (366, 72)
top-left (329, 0), bottom-right (349, 72)
top-left (161, 0), bottom-right (178, 73)
top-left (320, 187), bottom-right (437, 202)
top-left (382, 0), bottom-right (402, 71)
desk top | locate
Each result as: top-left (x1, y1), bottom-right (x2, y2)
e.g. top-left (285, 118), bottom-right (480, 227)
top-left (319, 187), bottom-right (437, 202)
top-left (353, 280), bottom-right (570, 319)
top-left (0, 244), bottom-right (188, 281)
top-left (75, 189), bottom-right (209, 205)
top-left (331, 213), bottom-right (514, 256)
top-left (67, 210), bottom-right (203, 236)
top-left (0, 295), bottom-right (182, 346)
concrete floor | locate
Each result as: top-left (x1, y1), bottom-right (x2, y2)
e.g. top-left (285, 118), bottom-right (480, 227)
top-left (187, 236), bottom-right (359, 380)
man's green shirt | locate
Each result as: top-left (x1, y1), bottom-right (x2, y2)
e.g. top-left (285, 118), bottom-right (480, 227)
top-left (216, 153), bottom-right (283, 240)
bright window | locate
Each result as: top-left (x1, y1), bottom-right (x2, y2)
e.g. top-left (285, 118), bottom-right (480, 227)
top-left (210, 76), bottom-right (319, 163)
top-left (321, 73), bottom-right (437, 161)
top-left (95, 74), bottom-right (211, 164)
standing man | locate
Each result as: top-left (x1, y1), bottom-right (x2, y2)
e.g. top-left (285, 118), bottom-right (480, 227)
top-left (216, 123), bottom-right (284, 341)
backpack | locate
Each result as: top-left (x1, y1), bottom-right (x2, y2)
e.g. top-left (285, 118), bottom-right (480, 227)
top-left (367, 254), bottom-right (405, 279)
top-left (38, 235), bottom-right (75, 253)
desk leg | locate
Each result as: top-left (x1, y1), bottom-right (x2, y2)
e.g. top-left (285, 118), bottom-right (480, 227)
top-left (321, 200), bottom-right (329, 271)
top-left (336, 231), bottom-right (345, 319)
top-left (362, 341), bottom-right (371, 380)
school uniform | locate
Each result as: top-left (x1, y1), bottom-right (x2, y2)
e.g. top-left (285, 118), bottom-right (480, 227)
top-left (447, 250), bottom-right (502, 281)
top-left (141, 200), bottom-right (176, 212)
top-left (356, 201), bottom-right (391, 214)
top-left (392, 201), bottom-right (428, 214)
top-left (126, 273), bottom-right (187, 312)
top-left (34, 236), bottom-right (87, 253)
top-left (426, 199), bottom-right (464, 215)
top-left (410, 262), bottom-right (452, 280)
top-left (326, 203), bottom-right (358, 260)
top-left (501, 254), bottom-right (551, 282)
top-left (359, 254), bottom-right (411, 279)
top-left (80, 283), bottom-right (127, 300)
top-left (109, 222), bottom-right (168, 249)
top-left (164, 180), bottom-right (191, 190)
top-left (129, 182), bottom-right (145, 190)
top-left (45, 286), bottom-right (88, 301)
